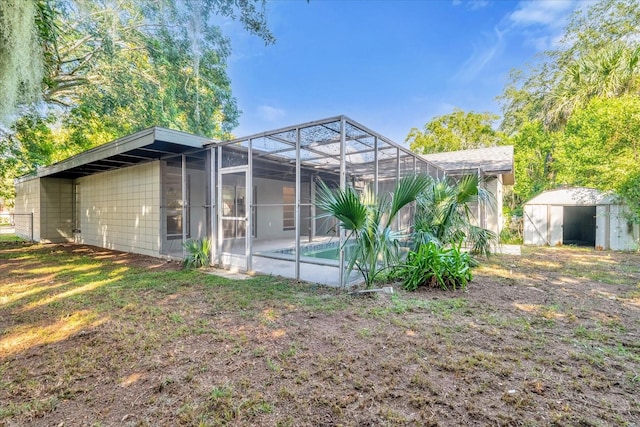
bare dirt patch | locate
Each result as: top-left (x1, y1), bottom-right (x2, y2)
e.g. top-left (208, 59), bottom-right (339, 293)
top-left (1, 243), bottom-right (638, 426)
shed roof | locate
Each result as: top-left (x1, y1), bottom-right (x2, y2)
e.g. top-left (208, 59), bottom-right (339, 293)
top-left (525, 187), bottom-right (617, 206)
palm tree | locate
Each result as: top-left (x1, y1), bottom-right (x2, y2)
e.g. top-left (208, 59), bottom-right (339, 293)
top-left (413, 174), bottom-right (497, 256)
top-left (544, 42), bottom-right (640, 129)
top-left (316, 175), bottom-right (431, 288)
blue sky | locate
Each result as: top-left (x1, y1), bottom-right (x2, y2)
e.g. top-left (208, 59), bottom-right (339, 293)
top-left (224, 0), bottom-right (586, 144)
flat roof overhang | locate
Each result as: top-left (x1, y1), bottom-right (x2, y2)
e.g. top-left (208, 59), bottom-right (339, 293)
top-left (15, 127), bottom-right (212, 182)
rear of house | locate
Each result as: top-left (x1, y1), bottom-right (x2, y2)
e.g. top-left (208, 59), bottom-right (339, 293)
top-left (420, 146), bottom-right (515, 237)
top-left (14, 116), bottom-right (446, 286)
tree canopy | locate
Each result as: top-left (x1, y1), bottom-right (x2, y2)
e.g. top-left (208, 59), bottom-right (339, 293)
top-left (0, 0), bottom-right (274, 203)
top-left (406, 109), bottom-right (506, 155)
top-left (407, 0), bottom-right (640, 224)
top-left (497, 0), bottom-right (640, 220)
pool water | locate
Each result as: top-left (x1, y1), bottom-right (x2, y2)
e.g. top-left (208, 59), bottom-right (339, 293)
top-left (303, 247), bottom-right (341, 260)
top-left (266, 241), bottom-right (353, 262)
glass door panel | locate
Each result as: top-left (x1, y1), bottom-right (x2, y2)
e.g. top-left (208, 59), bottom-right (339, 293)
top-left (220, 170), bottom-right (247, 256)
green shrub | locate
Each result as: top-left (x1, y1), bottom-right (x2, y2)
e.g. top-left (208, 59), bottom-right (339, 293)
top-left (400, 242), bottom-right (478, 291)
top-left (500, 214), bottom-right (523, 244)
top-left (182, 238), bottom-right (211, 269)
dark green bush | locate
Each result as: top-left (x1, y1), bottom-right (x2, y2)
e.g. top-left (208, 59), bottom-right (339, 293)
top-left (400, 242), bottom-right (478, 291)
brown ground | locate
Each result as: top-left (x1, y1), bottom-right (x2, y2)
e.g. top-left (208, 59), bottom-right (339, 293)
top-left (0, 243), bottom-right (639, 426)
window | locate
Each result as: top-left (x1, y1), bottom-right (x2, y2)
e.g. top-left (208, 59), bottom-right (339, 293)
top-left (165, 170), bottom-right (189, 239)
top-left (283, 185), bottom-right (295, 230)
top-left (72, 182), bottom-right (81, 233)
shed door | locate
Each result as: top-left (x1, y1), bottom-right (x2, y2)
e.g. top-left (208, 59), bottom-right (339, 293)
top-left (524, 205), bottom-right (548, 245)
top-left (549, 205), bottom-right (563, 246)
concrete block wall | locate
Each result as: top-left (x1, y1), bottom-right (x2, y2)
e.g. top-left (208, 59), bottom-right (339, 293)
top-left (485, 176), bottom-right (502, 235)
top-left (40, 178), bottom-right (74, 243)
top-left (14, 178), bottom-right (41, 241)
top-left (77, 161), bottom-right (160, 257)
top-left (253, 177), bottom-right (311, 239)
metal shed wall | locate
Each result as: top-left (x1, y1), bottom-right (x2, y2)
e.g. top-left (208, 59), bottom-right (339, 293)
top-left (523, 188), bottom-right (638, 250)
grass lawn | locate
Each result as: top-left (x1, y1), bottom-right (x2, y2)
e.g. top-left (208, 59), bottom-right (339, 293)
top-left (1, 241), bottom-right (639, 426)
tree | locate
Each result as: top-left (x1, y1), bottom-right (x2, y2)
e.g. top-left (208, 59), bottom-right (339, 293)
top-left (553, 0), bottom-right (640, 66)
top-left (316, 175), bottom-right (431, 288)
top-left (413, 174), bottom-right (497, 256)
top-left (543, 42), bottom-right (640, 129)
top-left (510, 121), bottom-right (559, 205)
top-left (498, 0), bottom-right (640, 221)
top-left (0, 0), bottom-right (45, 123)
top-left (407, 109), bottom-right (506, 155)
top-left (554, 95), bottom-right (640, 222)
top-left (555, 95), bottom-right (640, 192)
top-left (500, 0), bottom-right (640, 133)
top-left (1, 0), bottom-right (274, 121)
top-left (0, 0), bottom-right (275, 202)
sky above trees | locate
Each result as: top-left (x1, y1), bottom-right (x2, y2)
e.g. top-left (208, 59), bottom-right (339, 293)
top-left (224, 0), bottom-right (590, 142)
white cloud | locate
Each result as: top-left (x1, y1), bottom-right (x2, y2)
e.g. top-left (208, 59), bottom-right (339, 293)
top-left (453, 26), bottom-right (506, 82)
top-left (509, 0), bottom-right (575, 27)
top-left (469, 0), bottom-right (490, 10)
top-left (453, 0), bottom-right (580, 80)
top-left (257, 105), bottom-right (286, 121)
top-left (508, 0), bottom-right (579, 50)
top-left (452, 0), bottom-right (490, 10)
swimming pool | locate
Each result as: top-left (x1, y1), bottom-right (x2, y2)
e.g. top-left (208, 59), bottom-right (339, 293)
top-left (260, 241), bottom-right (350, 263)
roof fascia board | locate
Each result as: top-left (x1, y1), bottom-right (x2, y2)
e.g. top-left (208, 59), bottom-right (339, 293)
top-left (154, 127), bottom-right (213, 147)
top-left (34, 129), bottom-right (156, 178)
top-left (23, 127), bottom-right (210, 180)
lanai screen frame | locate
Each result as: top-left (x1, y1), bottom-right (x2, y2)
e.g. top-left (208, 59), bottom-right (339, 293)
top-left (209, 115), bottom-right (446, 286)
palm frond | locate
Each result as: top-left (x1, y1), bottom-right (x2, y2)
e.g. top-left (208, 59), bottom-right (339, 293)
top-left (387, 175), bottom-right (432, 225)
top-left (467, 225), bottom-right (498, 256)
top-left (315, 181), bottom-right (367, 232)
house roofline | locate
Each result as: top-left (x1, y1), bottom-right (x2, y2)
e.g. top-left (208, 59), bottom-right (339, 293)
top-left (15, 127), bottom-right (214, 183)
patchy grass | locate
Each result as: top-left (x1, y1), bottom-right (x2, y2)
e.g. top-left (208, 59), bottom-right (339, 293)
top-left (1, 242), bottom-right (639, 426)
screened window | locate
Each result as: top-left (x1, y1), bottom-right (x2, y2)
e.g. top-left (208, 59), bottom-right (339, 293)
top-left (283, 185), bottom-right (294, 230)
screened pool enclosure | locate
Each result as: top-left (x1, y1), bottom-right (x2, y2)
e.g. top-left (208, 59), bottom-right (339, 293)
top-left (15, 116), bottom-right (446, 286)
top-left (176, 116), bottom-right (445, 285)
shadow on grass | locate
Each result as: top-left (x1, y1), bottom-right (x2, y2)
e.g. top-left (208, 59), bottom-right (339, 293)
top-left (0, 242), bottom-right (345, 360)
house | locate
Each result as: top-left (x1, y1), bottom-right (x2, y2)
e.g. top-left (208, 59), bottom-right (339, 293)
top-left (420, 145), bottom-right (515, 235)
top-left (523, 187), bottom-right (639, 250)
top-left (14, 116), bottom-right (447, 286)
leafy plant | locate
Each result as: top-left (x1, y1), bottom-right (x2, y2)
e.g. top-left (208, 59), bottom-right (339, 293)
top-left (413, 174), bottom-right (497, 256)
top-left (182, 238), bottom-right (211, 269)
top-left (401, 242), bottom-right (478, 291)
top-left (617, 170), bottom-right (640, 224)
top-left (500, 213), bottom-right (523, 244)
top-left (316, 175), bottom-right (431, 288)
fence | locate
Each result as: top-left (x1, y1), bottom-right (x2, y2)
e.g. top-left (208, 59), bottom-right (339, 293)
top-left (0, 213), bottom-right (34, 242)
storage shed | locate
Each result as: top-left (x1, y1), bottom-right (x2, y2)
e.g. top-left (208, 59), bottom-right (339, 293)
top-left (523, 187), bottom-right (638, 250)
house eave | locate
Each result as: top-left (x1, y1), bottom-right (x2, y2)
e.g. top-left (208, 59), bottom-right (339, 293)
top-left (15, 127), bottom-right (214, 183)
